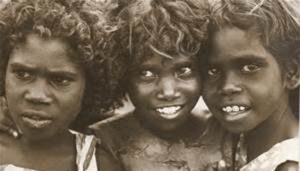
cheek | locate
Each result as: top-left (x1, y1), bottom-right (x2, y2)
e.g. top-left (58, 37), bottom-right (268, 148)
top-left (5, 74), bottom-right (22, 105)
top-left (128, 82), bottom-right (154, 103)
top-left (188, 79), bottom-right (201, 94)
top-left (250, 73), bottom-right (283, 100)
top-left (58, 83), bottom-right (85, 116)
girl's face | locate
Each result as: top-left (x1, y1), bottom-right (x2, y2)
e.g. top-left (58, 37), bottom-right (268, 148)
top-left (5, 34), bottom-right (86, 141)
top-left (202, 26), bottom-right (290, 133)
top-left (127, 53), bottom-right (201, 132)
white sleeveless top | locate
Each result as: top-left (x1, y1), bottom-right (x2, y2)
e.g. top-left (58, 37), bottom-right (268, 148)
top-left (240, 137), bottom-right (300, 171)
top-left (0, 131), bottom-right (98, 171)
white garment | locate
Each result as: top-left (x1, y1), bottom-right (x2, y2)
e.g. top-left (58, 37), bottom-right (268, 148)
top-left (73, 131), bottom-right (98, 171)
top-left (240, 137), bottom-right (300, 171)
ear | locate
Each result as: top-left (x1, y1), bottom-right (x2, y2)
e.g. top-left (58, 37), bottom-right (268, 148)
top-left (284, 59), bottom-right (300, 90)
top-left (0, 96), bottom-right (8, 115)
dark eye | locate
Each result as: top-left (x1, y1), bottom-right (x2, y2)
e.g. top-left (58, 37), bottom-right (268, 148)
top-left (14, 70), bottom-right (32, 80)
top-left (241, 64), bottom-right (260, 73)
top-left (51, 76), bottom-right (72, 86)
top-left (177, 66), bottom-right (192, 78)
top-left (207, 67), bottom-right (220, 77)
top-left (139, 69), bottom-right (156, 81)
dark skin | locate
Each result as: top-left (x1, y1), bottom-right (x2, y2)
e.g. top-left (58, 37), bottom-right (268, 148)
top-left (0, 35), bottom-right (85, 171)
top-left (275, 161), bottom-right (299, 171)
top-left (0, 131), bottom-right (77, 170)
top-left (0, 84), bottom-right (123, 171)
top-left (0, 35), bottom-right (124, 171)
top-left (202, 26), bottom-right (299, 171)
top-left (0, 126), bottom-right (124, 171)
top-left (96, 143), bottom-right (125, 171)
top-left (127, 53), bottom-right (202, 139)
top-left (0, 98), bottom-right (124, 171)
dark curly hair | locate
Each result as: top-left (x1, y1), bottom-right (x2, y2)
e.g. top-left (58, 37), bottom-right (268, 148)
top-left (204, 0), bottom-right (300, 116)
top-left (206, 0), bottom-right (300, 71)
top-left (105, 0), bottom-right (210, 93)
top-left (0, 0), bottom-right (123, 130)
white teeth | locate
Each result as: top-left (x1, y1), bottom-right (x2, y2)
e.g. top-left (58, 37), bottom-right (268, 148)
top-left (222, 105), bottom-right (247, 113)
top-left (156, 106), bottom-right (181, 115)
top-left (232, 106), bottom-right (239, 112)
top-left (225, 106), bottom-right (232, 113)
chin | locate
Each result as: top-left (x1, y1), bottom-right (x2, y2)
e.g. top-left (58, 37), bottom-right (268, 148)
top-left (146, 121), bottom-right (179, 133)
top-left (222, 123), bottom-right (253, 134)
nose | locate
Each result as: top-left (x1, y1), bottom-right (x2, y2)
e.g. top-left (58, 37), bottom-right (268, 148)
top-left (156, 78), bottom-right (180, 101)
top-left (24, 80), bottom-right (52, 104)
top-left (219, 72), bottom-right (242, 96)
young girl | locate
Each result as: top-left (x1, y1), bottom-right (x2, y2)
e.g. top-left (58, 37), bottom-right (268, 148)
top-left (202, 0), bottom-right (300, 170)
top-left (0, 0), bottom-right (123, 170)
top-left (89, 0), bottom-right (234, 170)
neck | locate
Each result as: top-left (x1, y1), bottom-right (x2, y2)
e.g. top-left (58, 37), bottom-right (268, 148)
top-left (18, 129), bottom-right (73, 151)
top-left (4, 129), bottom-right (77, 171)
top-left (245, 107), bottom-right (298, 161)
top-left (135, 112), bottom-right (205, 141)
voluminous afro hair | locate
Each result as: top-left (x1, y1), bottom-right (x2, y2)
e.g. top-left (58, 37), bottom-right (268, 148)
top-left (106, 0), bottom-right (209, 93)
top-left (0, 0), bottom-right (122, 130)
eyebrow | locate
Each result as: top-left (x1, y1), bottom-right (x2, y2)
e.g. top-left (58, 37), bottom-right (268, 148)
top-left (10, 62), bottom-right (35, 71)
top-left (209, 54), bottom-right (269, 65)
top-left (231, 55), bottom-right (269, 65)
top-left (9, 62), bottom-right (78, 78)
top-left (173, 60), bottom-right (195, 66)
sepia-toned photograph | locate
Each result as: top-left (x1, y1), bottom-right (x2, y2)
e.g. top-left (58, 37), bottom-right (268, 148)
top-left (0, 0), bottom-right (299, 170)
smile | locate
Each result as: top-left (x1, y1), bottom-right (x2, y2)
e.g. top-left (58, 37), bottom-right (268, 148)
top-left (221, 105), bottom-right (249, 115)
top-left (156, 106), bottom-right (182, 119)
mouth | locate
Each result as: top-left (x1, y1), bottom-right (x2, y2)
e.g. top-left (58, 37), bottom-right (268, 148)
top-left (21, 112), bottom-right (53, 129)
top-left (155, 105), bottom-right (183, 119)
top-left (220, 105), bottom-right (250, 121)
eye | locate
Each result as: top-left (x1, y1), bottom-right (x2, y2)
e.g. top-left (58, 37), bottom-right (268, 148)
top-left (51, 76), bottom-right (72, 86)
top-left (207, 67), bottom-right (220, 77)
top-left (14, 70), bottom-right (32, 80)
top-left (241, 64), bottom-right (260, 73)
top-left (177, 66), bottom-right (193, 78)
top-left (139, 69), bottom-right (156, 81)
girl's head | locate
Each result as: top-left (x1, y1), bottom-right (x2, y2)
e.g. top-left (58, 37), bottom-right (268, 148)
top-left (202, 0), bottom-right (300, 133)
top-left (110, 0), bottom-right (209, 132)
top-left (0, 0), bottom-right (120, 139)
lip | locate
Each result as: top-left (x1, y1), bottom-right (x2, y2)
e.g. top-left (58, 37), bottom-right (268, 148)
top-left (219, 104), bottom-right (251, 122)
top-left (20, 110), bottom-right (53, 129)
top-left (154, 105), bottom-right (184, 120)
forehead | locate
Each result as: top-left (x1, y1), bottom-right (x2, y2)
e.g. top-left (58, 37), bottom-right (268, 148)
top-left (139, 52), bottom-right (198, 66)
top-left (9, 34), bottom-right (80, 70)
top-left (209, 26), bottom-right (274, 62)
top-left (17, 34), bottom-right (69, 54)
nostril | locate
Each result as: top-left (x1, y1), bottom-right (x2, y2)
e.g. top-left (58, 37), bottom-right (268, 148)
top-left (219, 72), bottom-right (243, 96)
top-left (24, 91), bottom-right (52, 104)
top-left (219, 84), bottom-right (242, 96)
top-left (157, 78), bottom-right (180, 100)
top-left (157, 90), bottom-right (180, 101)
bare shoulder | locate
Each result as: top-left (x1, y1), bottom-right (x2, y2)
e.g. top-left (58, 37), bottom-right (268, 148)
top-left (275, 161), bottom-right (299, 171)
top-left (95, 142), bottom-right (124, 171)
